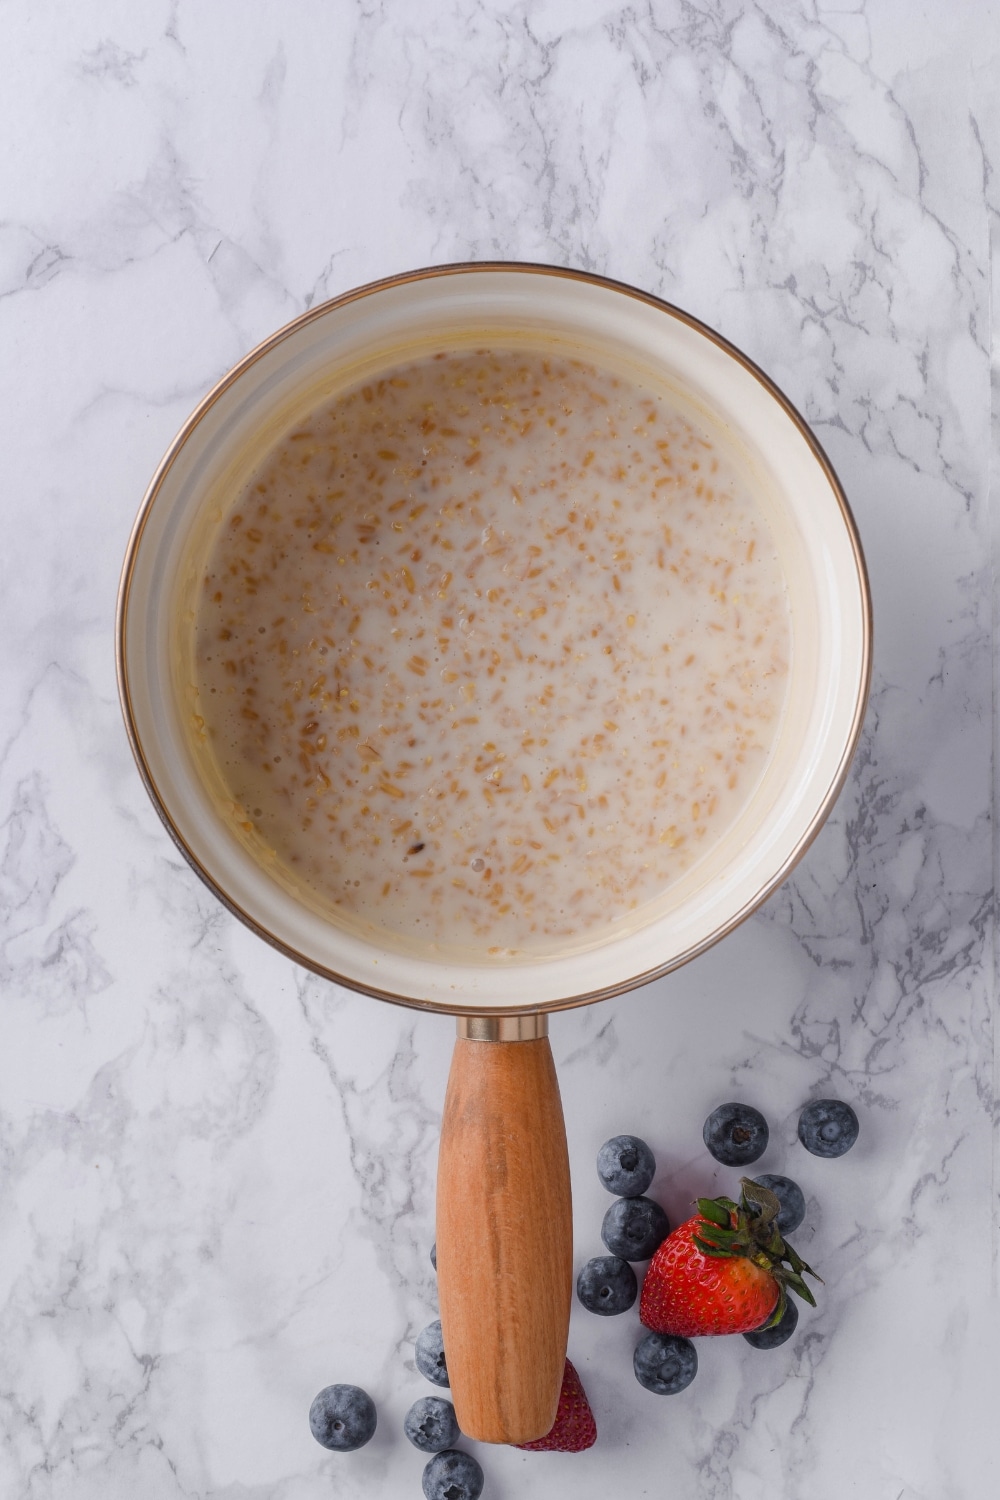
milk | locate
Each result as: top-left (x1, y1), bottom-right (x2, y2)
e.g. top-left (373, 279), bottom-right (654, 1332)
top-left (194, 348), bottom-right (789, 958)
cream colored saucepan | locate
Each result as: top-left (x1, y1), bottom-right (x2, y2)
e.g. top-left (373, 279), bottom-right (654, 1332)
top-left (116, 264), bottom-right (871, 1444)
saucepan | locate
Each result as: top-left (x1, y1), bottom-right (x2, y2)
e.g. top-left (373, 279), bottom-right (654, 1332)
top-left (116, 263), bottom-right (871, 1444)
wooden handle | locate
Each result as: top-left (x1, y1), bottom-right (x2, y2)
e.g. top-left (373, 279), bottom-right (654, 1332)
top-left (436, 1032), bottom-right (572, 1445)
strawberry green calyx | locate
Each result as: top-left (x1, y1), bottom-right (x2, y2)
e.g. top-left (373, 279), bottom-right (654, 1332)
top-left (691, 1178), bottom-right (822, 1328)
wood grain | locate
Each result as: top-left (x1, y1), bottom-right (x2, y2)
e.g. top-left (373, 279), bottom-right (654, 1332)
top-left (436, 1035), bottom-right (573, 1445)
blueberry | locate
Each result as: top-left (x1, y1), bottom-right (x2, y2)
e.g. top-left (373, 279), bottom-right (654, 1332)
top-left (633, 1332), bottom-right (698, 1394)
top-left (798, 1099), bottom-right (859, 1158)
top-left (601, 1196), bottom-right (670, 1260)
top-left (750, 1173), bottom-right (806, 1235)
top-left (421, 1449), bottom-right (484, 1500)
top-left (744, 1295), bottom-right (799, 1349)
top-left (404, 1396), bottom-right (460, 1452)
top-left (415, 1320), bottom-right (449, 1387)
top-left (430, 1242), bottom-right (437, 1271)
top-left (576, 1254), bottom-right (638, 1315)
top-left (308, 1383), bottom-right (377, 1451)
top-left (703, 1102), bottom-right (769, 1166)
top-left (596, 1134), bottom-right (656, 1197)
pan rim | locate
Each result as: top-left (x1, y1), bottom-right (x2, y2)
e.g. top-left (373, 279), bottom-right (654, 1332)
top-left (116, 259), bottom-right (872, 1015)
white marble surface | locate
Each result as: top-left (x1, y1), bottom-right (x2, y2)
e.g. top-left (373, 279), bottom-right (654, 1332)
top-left (1, 2), bottom-right (996, 1496)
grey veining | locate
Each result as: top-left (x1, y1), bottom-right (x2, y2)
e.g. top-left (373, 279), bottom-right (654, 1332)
top-left (0, 2), bottom-right (996, 1496)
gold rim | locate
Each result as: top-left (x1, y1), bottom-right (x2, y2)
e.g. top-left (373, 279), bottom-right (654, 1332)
top-left (116, 261), bottom-right (873, 1017)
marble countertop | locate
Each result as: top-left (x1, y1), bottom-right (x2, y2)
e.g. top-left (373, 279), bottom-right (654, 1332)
top-left (1, 3), bottom-right (996, 1496)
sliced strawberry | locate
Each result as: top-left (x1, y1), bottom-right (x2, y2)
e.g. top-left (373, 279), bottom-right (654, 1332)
top-left (516, 1359), bottom-right (596, 1453)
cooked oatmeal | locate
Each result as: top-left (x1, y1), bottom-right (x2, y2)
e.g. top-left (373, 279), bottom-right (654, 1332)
top-left (193, 348), bottom-right (789, 956)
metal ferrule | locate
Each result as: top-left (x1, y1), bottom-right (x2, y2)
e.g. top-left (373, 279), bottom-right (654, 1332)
top-left (457, 1014), bottom-right (549, 1042)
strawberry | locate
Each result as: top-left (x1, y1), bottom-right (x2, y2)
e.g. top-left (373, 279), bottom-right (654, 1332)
top-left (640, 1178), bottom-right (820, 1338)
top-left (516, 1359), bottom-right (596, 1453)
